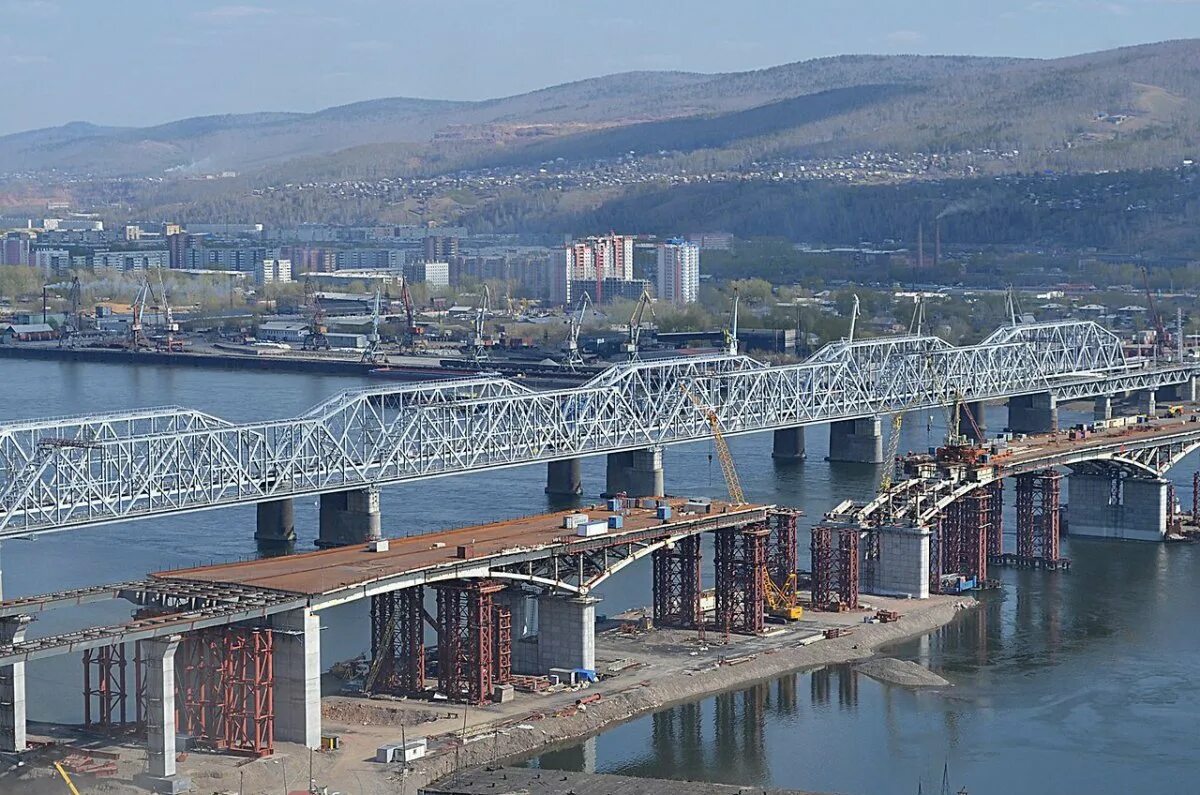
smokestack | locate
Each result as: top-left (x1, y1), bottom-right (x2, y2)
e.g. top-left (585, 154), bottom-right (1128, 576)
top-left (917, 224), bottom-right (924, 269)
top-left (934, 219), bottom-right (941, 269)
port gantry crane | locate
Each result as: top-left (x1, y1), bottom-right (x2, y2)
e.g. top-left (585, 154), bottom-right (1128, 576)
top-left (562, 290), bottom-right (592, 370)
top-left (127, 278), bottom-right (151, 351)
top-left (469, 283), bottom-right (491, 363)
top-left (723, 287), bottom-right (740, 356)
top-left (302, 277), bottom-right (331, 351)
top-left (151, 268), bottom-right (182, 352)
top-left (623, 288), bottom-right (655, 362)
top-left (361, 285), bottom-right (387, 364)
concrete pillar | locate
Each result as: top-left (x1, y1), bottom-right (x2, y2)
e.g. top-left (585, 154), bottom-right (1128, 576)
top-left (1007, 393), bottom-right (1058, 435)
top-left (495, 587), bottom-right (539, 675)
top-left (1138, 390), bottom-right (1157, 417)
top-left (0, 616), bottom-right (30, 753)
top-left (536, 594), bottom-right (597, 673)
top-left (254, 498), bottom-right (296, 546)
top-left (1094, 395), bottom-right (1113, 421)
top-left (626, 447), bottom-right (664, 497)
top-left (954, 401), bottom-right (987, 443)
top-left (772, 427), bottom-right (806, 461)
top-left (827, 417), bottom-right (884, 464)
top-left (316, 487), bottom-right (381, 548)
top-left (604, 451), bottom-right (632, 497)
top-left (133, 635), bottom-right (191, 794)
top-left (545, 458), bottom-right (583, 496)
top-left (863, 525), bottom-right (930, 599)
top-left (1067, 472), bottom-right (1168, 541)
top-left (271, 608), bottom-right (321, 748)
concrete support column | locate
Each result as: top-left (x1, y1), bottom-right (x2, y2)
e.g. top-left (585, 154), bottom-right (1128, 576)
top-left (495, 587), bottom-right (539, 675)
top-left (772, 427), bottom-right (806, 461)
top-left (316, 486), bottom-right (381, 548)
top-left (955, 401), bottom-right (987, 443)
top-left (627, 447), bottom-right (664, 497)
top-left (271, 608), bottom-right (321, 747)
top-left (827, 417), bottom-right (884, 464)
top-left (134, 635), bottom-right (189, 793)
top-left (604, 451), bottom-right (632, 497)
top-left (545, 458), bottom-right (583, 496)
top-left (1138, 390), bottom-right (1157, 416)
top-left (1067, 472), bottom-right (1168, 541)
top-left (536, 594), bottom-right (598, 673)
top-left (1007, 393), bottom-right (1058, 435)
top-left (0, 616), bottom-right (30, 753)
top-left (254, 498), bottom-right (296, 546)
top-left (864, 525), bottom-right (930, 599)
top-left (1094, 395), bottom-right (1113, 421)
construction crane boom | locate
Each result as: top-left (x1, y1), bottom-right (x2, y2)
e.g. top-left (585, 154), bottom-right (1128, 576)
top-left (681, 385), bottom-right (745, 505)
top-left (563, 291), bottom-right (591, 370)
top-left (623, 288), bottom-right (654, 361)
top-left (470, 284), bottom-right (491, 363)
top-left (1141, 267), bottom-right (1170, 358)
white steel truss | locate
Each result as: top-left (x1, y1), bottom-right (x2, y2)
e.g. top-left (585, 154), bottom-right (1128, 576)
top-left (0, 321), bottom-right (1196, 537)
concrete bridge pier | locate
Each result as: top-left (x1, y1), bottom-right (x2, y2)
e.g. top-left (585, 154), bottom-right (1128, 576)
top-left (496, 587), bottom-right (539, 675)
top-left (316, 487), bottom-right (381, 548)
top-left (254, 498), bottom-right (296, 547)
top-left (1138, 390), bottom-right (1157, 416)
top-left (545, 458), bottom-right (583, 497)
top-left (271, 608), bottom-right (322, 748)
top-left (864, 525), bottom-right (931, 599)
top-left (1094, 395), bottom-right (1113, 421)
top-left (1067, 472), bottom-right (1168, 541)
top-left (1008, 393), bottom-right (1058, 435)
top-left (536, 594), bottom-right (598, 672)
top-left (0, 616), bottom-right (30, 753)
top-left (954, 401), bottom-right (987, 443)
top-left (605, 447), bottom-right (664, 497)
top-left (135, 635), bottom-right (188, 794)
top-left (772, 427), bottom-right (807, 461)
top-left (827, 417), bottom-right (884, 464)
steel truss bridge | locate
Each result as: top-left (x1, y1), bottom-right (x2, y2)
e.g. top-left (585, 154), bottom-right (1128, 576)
top-left (1, 320), bottom-right (1197, 538)
top-left (830, 421), bottom-right (1200, 529)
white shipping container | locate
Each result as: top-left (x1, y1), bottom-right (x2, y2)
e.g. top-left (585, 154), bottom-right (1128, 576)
top-left (563, 513), bottom-right (589, 529)
top-left (577, 522), bottom-right (608, 537)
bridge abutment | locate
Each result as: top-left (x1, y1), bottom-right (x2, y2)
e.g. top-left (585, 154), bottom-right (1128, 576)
top-left (0, 616), bottom-right (30, 753)
top-left (271, 608), bottom-right (322, 747)
top-left (316, 487), bottom-right (381, 548)
top-left (135, 635), bottom-right (188, 793)
top-left (827, 418), bottom-right (884, 464)
top-left (536, 594), bottom-right (597, 673)
top-left (254, 498), bottom-right (296, 547)
top-left (605, 447), bottom-right (664, 497)
top-left (772, 427), bottom-right (807, 461)
top-left (1008, 393), bottom-right (1058, 434)
top-left (1067, 472), bottom-right (1168, 541)
top-left (545, 458), bottom-right (584, 497)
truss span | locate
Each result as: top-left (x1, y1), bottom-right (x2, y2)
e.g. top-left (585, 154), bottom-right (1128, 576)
top-left (0, 321), bottom-right (1196, 537)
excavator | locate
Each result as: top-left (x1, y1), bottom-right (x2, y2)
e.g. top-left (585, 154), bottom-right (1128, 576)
top-left (681, 384), bottom-right (803, 621)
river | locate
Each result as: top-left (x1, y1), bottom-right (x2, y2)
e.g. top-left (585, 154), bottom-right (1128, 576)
top-left (4, 358), bottom-right (1197, 795)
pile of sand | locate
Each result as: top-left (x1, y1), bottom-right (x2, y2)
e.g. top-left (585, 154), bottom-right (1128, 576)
top-left (855, 657), bottom-right (951, 688)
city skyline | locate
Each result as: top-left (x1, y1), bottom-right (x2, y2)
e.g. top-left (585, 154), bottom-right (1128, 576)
top-left (1, 0), bottom-right (1198, 135)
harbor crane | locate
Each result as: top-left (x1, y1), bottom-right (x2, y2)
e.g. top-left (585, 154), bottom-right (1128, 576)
top-left (45, 276), bottom-right (83, 347)
top-left (127, 279), bottom-right (151, 351)
top-left (562, 291), bottom-right (592, 370)
top-left (361, 286), bottom-right (387, 364)
top-left (470, 284), bottom-right (491, 363)
top-left (723, 287), bottom-right (740, 356)
top-left (623, 288), bottom-right (655, 362)
top-left (151, 268), bottom-right (182, 352)
top-left (398, 277), bottom-right (423, 352)
top-left (302, 278), bottom-right (330, 351)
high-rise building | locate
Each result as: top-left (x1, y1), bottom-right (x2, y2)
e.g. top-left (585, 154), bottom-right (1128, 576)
top-left (255, 258), bottom-right (293, 285)
top-left (656, 239), bottom-right (700, 305)
top-left (167, 231), bottom-right (190, 269)
top-left (424, 235), bottom-right (459, 262)
top-left (2, 233), bottom-right (33, 266)
top-left (564, 234), bottom-right (635, 304)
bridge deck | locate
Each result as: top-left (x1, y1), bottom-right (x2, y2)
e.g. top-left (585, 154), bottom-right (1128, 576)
top-left (999, 410), bottom-right (1200, 471)
top-left (155, 497), bottom-right (757, 596)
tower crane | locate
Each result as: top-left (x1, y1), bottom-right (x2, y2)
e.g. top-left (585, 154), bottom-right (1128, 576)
top-left (562, 291), bottom-right (592, 370)
top-left (623, 288), bottom-right (654, 362)
top-left (681, 384), bottom-right (745, 505)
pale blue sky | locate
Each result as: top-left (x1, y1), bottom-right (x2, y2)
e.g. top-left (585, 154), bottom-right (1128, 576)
top-left (1, 0), bottom-right (1197, 134)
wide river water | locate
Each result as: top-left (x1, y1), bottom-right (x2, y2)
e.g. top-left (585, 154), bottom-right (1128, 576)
top-left (4, 358), bottom-right (1198, 795)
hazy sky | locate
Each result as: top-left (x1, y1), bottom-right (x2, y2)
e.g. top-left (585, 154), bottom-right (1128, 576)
top-left (1, 0), bottom-right (1197, 134)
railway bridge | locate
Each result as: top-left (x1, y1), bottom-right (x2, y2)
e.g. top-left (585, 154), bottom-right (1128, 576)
top-left (815, 412), bottom-right (1200, 608)
top-left (1, 320), bottom-right (1197, 548)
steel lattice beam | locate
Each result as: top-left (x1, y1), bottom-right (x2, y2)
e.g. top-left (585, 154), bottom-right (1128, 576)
top-left (1, 320), bottom-right (1194, 537)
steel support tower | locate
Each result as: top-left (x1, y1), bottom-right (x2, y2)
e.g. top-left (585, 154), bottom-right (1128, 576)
top-left (83, 643), bottom-right (129, 729)
top-left (767, 509), bottom-right (799, 588)
top-left (434, 580), bottom-right (503, 705)
top-left (714, 524), bottom-right (768, 635)
top-left (370, 587), bottom-right (426, 696)
top-left (651, 533), bottom-right (702, 629)
top-left (1015, 470), bottom-right (1064, 568)
top-left (810, 526), bottom-right (859, 610)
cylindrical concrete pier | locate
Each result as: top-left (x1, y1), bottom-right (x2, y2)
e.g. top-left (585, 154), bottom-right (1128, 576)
top-left (546, 458), bottom-right (583, 496)
top-left (827, 417), bottom-right (884, 464)
top-left (772, 427), bottom-right (806, 461)
top-left (316, 487), bottom-right (381, 548)
top-left (254, 498), bottom-right (296, 546)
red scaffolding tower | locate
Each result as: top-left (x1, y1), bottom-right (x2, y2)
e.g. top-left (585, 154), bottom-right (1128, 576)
top-left (940, 488), bottom-right (991, 587)
top-left (369, 587), bottom-right (426, 696)
top-left (651, 533), bottom-right (702, 628)
top-left (83, 643), bottom-right (129, 729)
top-left (434, 580), bottom-right (503, 705)
top-left (713, 524), bottom-right (768, 635)
top-left (1014, 470), bottom-right (1065, 568)
top-left (767, 509), bottom-right (799, 588)
top-left (986, 480), bottom-right (1004, 558)
top-left (810, 526), bottom-right (859, 610)
top-left (176, 625), bottom-right (274, 757)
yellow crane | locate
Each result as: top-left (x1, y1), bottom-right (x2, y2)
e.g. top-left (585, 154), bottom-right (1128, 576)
top-left (54, 762), bottom-right (82, 795)
top-left (681, 384), bottom-right (744, 505)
